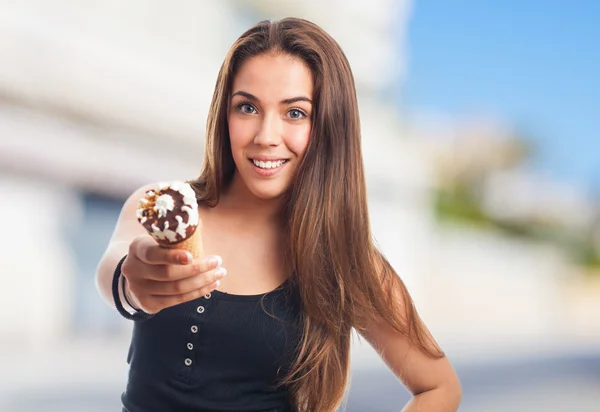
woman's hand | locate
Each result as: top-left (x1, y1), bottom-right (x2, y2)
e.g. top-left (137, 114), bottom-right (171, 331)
top-left (121, 235), bottom-right (226, 314)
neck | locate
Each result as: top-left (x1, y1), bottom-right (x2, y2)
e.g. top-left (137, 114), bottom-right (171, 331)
top-left (217, 172), bottom-right (283, 226)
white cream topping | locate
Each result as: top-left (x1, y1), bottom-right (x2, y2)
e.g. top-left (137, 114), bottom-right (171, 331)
top-left (154, 194), bottom-right (175, 218)
top-left (140, 181), bottom-right (199, 244)
top-left (175, 215), bottom-right (187, 239)
top-left (151, 225), bottom-right (179, 243)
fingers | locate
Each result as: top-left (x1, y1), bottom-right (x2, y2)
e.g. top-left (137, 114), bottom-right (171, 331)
top-left (121, 243), bottom-right (226, 313)
top-left (141, 255), bottom-right (222, 281)
top-left (130, 277), bottom-right (222, 314)
top-left (181, 256), bottom-right (223, 279)
top-left (130, 235), bottom-right (193, 266)
top-left (145, 281), bottom-right (221, 313)
top-left (143, 266), bottom-right (227, 296)
top-left (127, 235), bottom-right (222, 281)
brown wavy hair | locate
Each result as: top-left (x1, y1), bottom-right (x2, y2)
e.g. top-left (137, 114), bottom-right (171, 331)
top-left (189, 18), bottom-right (443, 412)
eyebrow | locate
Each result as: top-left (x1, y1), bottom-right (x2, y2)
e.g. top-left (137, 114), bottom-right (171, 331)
top-left (231, 91), bottom-right (312, 105)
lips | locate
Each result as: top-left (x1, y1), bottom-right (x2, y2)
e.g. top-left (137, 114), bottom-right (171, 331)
top-left (247, 157), bottom-right (289, 177)
top-left (251, 158), bottom-right (288, 169)
top-left (249, 156), bottom-right (290, 161)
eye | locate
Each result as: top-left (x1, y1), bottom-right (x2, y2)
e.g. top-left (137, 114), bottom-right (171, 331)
top-left (236, 102), bottom-right (257, 114)
top-left (287, 108), bottom-right (307, 120)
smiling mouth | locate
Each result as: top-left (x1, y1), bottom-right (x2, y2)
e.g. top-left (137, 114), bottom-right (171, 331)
top-left (249, 159), bottom-right (289, 170)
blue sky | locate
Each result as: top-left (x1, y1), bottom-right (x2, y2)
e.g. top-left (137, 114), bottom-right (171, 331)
top-left (402, 1), bottom-right (599, 193)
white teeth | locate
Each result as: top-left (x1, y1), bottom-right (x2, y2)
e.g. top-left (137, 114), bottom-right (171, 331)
top-left (252, 159), bottom-right (287, 169)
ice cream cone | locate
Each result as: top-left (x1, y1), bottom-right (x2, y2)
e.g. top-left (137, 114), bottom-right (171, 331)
top-left (162, 222), bottom-right (203, 259)
top-left (136, 181), bottom-right (202, 258)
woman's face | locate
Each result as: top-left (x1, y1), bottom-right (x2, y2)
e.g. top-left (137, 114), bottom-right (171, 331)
top-left (228, 53), bottom-right (313, 200)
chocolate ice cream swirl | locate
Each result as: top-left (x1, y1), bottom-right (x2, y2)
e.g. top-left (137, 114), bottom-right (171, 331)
top-left (136, 181), bottom-right (199, 245)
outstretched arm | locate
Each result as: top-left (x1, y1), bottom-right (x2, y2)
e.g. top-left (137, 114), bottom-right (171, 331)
top-left (95, 184), bottom-right (154, 308)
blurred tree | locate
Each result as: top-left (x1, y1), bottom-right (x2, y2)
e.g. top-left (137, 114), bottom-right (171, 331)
top-left (431, 123), bottom-right (598, 277)
top-left (432, 125), bottom-right (533, 230)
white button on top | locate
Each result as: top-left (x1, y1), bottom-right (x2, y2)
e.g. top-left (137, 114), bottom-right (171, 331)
top-left (197, 306), bottom-right (205, 314)
top-left (184, 358), bottom-right (192, 366)
top-left (204, 293), bottom-right (211, 299)
top-left (187, 343), bottom-right (194, 350)
top-left (191, 325), bottom-right (198, 333)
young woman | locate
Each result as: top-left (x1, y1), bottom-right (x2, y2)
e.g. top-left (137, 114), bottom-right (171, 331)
top-left (96, 17), bottom-right (462, 412)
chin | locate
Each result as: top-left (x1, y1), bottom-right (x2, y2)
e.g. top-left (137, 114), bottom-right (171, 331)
top-left (236, 162), bottom-right (293, 201)
top-left (248, 184), bottom-right (287, 200)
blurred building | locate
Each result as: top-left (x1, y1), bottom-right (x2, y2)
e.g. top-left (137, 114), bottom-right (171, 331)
top-left (0, 0), bottom-right (438, 348)
top-left (1, 0), bottom-right (598, 362)
top-left (3, 3), bottom-right (600, 412)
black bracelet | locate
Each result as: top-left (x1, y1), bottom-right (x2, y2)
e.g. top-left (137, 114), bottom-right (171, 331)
top-left (121, 275), bottom-right (138, 309)
top-left (112, 255), bottom-right (154, 321)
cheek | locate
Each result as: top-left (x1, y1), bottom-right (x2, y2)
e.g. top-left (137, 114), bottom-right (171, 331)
top-left (228, 117), bottom-right (253, 151)
top-left (286, 125), bottom-right (311, 157)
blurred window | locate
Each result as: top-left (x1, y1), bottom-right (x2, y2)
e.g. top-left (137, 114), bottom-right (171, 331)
top-left (70, 191), bottom-right (125, 336)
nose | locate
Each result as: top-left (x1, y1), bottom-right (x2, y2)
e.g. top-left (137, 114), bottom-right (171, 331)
top-left (253, 113), bottom-right (282, 146)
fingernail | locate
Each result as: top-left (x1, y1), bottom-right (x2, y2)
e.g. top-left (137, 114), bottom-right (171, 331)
top-left (215, 280), bottom-right (221, 287)
top-left (215, 267), bottom-right (227, 277)
top-left (179, 252), bottom-right (192, 264)
top-left (211, 255), bottom-right (222, 267)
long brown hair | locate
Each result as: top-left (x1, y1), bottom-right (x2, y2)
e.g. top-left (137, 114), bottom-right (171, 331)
top-left (190, 18), bottom-right (444, 412)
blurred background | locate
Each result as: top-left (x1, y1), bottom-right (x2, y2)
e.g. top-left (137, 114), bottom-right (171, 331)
top-left (0, 1), bottom-right (599, 411)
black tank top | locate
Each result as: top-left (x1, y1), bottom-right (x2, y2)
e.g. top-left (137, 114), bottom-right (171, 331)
top-left (118, 276), bottom-right (302, 412)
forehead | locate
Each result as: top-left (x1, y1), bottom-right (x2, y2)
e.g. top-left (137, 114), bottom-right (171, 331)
top-left (231, 53), bottom-right (313, 100)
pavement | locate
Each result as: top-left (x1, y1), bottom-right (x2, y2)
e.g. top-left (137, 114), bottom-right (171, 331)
top-left (1, 334), bottom-right (599, 412)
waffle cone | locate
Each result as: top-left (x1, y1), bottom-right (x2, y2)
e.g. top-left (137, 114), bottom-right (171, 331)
top-left (162, 229), bottom-right (203, 259)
